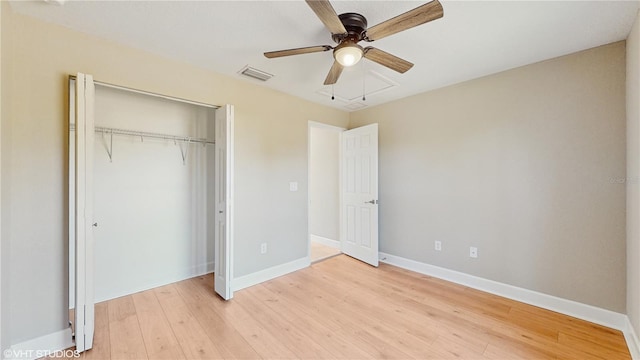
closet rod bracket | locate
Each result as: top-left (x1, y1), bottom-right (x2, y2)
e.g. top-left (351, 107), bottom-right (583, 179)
top-left (178, 139), bottom-right (190, 166)
top-left (102, 129), bottom-right (113, 162)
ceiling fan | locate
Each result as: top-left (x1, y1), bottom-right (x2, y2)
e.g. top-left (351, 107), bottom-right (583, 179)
top-left (264, 0), bottom-right (444, 85)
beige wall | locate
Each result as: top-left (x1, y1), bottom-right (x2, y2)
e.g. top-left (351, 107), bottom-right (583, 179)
top-left (1, 0), bottom-right (14, 353)
top-left (0, 0), bottom-right (5, 354)
top-left (351, 42), bottom-right (627, 312)
top-left (627, 10), bottom-right (640, 341)
top-left (0, 4), bottom-right (349, 345)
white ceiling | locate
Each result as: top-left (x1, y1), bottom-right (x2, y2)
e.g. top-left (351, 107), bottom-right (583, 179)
top-left (9, 0), bottom-right (640, 111)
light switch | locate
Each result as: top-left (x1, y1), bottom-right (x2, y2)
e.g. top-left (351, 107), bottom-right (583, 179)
top-left (289, 182), bottom-right (298, 192)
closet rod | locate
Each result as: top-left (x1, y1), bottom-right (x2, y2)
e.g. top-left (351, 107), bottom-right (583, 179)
top-left (69, 124), bottom-right (215, 145)
top-left (68, 75), bottom-right (220, 109)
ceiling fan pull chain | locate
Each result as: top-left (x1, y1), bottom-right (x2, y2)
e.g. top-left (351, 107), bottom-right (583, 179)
top-left (331, 84), bottom-right (335, 100)
top-left (362, 61), bottom-right (366, 101)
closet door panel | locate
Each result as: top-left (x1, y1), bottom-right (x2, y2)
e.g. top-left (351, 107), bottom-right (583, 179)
top-left (214, 104), bottom-right (234, 300)
top-left (74, 72), bottom-right (96, 352)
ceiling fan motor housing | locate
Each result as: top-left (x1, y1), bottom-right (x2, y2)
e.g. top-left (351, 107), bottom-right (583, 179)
top-left (332, 12), bottom-right (368, 43)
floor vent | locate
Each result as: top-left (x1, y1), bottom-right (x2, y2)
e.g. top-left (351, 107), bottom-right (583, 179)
top-left (239, 66), bottom-right (273, 82)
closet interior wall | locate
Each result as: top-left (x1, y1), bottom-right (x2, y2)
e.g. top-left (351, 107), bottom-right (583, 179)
top-left (69, 83), bottom-right (216, 304)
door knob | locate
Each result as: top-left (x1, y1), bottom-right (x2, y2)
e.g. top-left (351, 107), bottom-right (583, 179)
top-left (365, 199), bottom-right (378, 204)
top-left (92, 222), bottom-right (98, 227)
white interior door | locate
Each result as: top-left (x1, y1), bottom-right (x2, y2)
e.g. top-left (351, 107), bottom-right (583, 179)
top-left (340, 124), bottom-right (379, 266)
top-left (74, 73), bottom-right (95, 352)
top-left (214, 105), bottom-right (234, 300)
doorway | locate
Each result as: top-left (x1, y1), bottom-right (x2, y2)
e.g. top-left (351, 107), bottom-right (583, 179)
top-left (69, 74), bottom-right (234, 353)
top-left (308, 121), bottom-right (380, 267)
top-left (308, 122), bottom-right (343, 263)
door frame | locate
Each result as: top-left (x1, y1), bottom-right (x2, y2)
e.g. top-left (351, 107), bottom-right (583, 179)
top-left (307, 121), bottom-right (346, 262)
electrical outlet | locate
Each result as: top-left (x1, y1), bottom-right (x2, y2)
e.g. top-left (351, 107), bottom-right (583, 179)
top-left (289, 182), bottom-right (298, 192)
top-left (435, 241), bottom-right (442, 251)
top-left (260, 243), bottom-right (267, 254)
top-left (469, 246), bottom-right (478, 258)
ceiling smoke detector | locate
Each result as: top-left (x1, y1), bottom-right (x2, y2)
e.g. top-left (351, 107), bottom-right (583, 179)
top-left (238, 66), bottom-right (273, 82)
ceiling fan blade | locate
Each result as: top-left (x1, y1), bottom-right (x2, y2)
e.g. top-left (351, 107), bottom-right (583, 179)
top-left (305, 0), bottom-right (347, 35)
top-left (363, 47), bottom-right (413, 73)
top-left (264, 45), bottom-right (333, 59)
top-left (365, 0), bottom-right (443, 41)
top-left (324, 61), bottom-right (344, 85)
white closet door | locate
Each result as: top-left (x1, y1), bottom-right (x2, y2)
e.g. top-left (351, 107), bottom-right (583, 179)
top-left (74, 73), bottom-right (95, 352)
top-left (214, 105), bottom-right (234, 300)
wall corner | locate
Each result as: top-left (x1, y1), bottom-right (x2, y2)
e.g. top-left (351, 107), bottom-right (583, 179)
top-left (627, 8), bottom-right (640, 352)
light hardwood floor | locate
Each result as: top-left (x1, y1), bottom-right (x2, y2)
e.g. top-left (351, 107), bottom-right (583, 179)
top-left (77, 255), bottom-right (631, 360)
top-left (310, 241), bottom-right (341, 263)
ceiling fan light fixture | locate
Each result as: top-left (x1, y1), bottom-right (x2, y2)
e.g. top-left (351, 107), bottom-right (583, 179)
top-left (334, 42), bottom-right (363, 67)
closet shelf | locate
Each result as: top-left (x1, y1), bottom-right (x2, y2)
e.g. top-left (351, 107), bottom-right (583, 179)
top-left (69, 124), bottom-right (215, 145)
top-left (70, 124), bottom-right (213, 164)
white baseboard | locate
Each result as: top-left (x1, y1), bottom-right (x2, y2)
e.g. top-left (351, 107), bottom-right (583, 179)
top-left (310, 234), bottom-right (340, 249)
top-left (379, 252), bottom-right (627, 331)
top-left (381, 252), bottom-right (640, 358)
top-left (192, 261), bottom-right (215, 276)
top-left (232, 256), bottom-right (310, 292)
top-left (625, 317), bottom-right (640, 360)
top-left (7, 327), bottom-right (74, 360)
